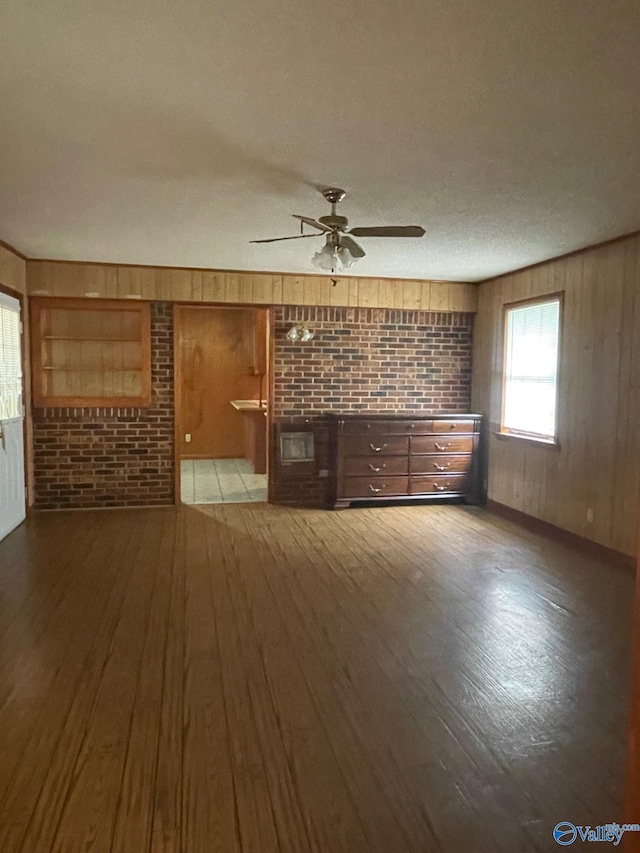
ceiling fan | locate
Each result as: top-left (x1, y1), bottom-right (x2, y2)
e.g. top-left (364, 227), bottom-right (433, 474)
top-left (250, 187), bottom-right (425, 273)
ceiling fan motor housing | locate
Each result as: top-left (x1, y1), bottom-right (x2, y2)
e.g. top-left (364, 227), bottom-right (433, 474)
top-left (319, 213), bottom-right (348, 231)
top-left (321, 187), bottom-right (346, 205)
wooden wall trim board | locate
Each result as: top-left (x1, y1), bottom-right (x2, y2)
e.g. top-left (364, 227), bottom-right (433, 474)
top-left (26, 255), bottom-right (467, 282)
top-left (486, 500), bottom-right (635, 571)
top-left (267, 307), bottom-right (275, 505)
top-left (26, 260), bottom-right (479, 313)
top-left (173, 305), bottom-right (182, 505)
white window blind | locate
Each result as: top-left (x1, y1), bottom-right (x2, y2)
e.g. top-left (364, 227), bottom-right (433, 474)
top-left (502, 297), bottom-right (560, 441)
top-left (0, 300), bottom-right (22, 421)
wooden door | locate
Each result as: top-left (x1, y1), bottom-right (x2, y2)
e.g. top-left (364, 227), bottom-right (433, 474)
top-left (176, 307), bottom-right (262, 459)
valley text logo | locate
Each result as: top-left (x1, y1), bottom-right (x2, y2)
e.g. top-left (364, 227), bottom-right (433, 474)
top-left (553, 822), bottom-right (640, 846)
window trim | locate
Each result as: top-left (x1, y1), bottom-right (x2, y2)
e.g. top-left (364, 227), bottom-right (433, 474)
top-left (499, 291), bottom-right (564, 447)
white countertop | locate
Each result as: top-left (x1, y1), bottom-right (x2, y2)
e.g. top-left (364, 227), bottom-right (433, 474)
top-left (231, 399), bottom-right (267, 412)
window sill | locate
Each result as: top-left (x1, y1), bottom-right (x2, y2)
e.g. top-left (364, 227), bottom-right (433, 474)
top-left (494, 431), bottom-right (561, 451)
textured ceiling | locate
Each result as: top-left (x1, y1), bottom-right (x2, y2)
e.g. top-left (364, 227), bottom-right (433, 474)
top-left (1, 0), bottom-right (640, 281)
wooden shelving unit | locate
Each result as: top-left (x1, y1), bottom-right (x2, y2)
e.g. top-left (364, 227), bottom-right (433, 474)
top-left (30, 297), bottom-right (152, 407)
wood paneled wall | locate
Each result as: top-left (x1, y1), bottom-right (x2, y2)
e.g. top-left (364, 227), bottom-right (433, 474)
top-left (0, 244), bottom-right (26, 294)
top-left (472, 234), bottom-right (640, 557)
top-left (26, 261), bottom-right (478, 313)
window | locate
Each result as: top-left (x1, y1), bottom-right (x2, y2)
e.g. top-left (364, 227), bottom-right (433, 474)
top-left (0, 294), bottom-right (22, 421)
top-left (501, 295), bottom-right (561, 443)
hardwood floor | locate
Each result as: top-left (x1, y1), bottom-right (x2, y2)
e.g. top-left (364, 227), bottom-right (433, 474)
top-left (0, 503), bottom-right (633, 852)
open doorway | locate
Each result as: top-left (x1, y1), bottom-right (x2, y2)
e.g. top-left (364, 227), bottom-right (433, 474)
top-left (174, 305), bottom-right (269, 504)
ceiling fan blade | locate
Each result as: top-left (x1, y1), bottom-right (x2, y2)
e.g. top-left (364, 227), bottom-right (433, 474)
top-left (250, 233), bottom-right (321, 244)
top-left (292, 214), bottom-right (333, 233)
top-left (339, 235), bottom-right (366, 258)
top-left (348, 226), bottom-right (426, 238)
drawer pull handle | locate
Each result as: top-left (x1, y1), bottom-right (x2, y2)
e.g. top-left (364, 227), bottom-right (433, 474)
top-left (433, 462), bottom-right (450, 471)
top-left (369, 443), bottom-right (387, 452)
top-left (368, 463), bottom-right (386, 472)
top-left (369, 484), bottom-right (385, 493)
top-left (449, 424), bottom-right (456, 430)
top-left (433, 483), bottom-right (449, 492)
top-left (434, 442), bottom-right (451, 451)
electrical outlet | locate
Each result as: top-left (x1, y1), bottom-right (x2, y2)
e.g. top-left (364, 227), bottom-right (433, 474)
top-left (185, 433), bottom-right (192, 443)
top-left (586, 507), bottom-right (594, 524)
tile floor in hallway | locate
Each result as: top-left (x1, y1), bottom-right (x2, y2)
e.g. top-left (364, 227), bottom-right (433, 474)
top-left (180, 458), bottom-right (267, 504)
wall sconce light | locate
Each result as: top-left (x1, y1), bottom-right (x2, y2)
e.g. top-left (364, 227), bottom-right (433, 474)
top-left (286, 324), bottom-right (315, 342)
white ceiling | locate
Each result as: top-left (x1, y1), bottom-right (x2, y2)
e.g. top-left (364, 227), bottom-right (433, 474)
top-left (2, 0), bottom-right (640, 282)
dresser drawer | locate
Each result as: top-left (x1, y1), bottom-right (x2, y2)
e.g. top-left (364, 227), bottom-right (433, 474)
top-left (431, 419), bottom-right (476, 434)
top-left (343, 476), bottom-right (409, 498)
top-left (341, 419), bottom-right (432, 435)
top-left (411, 435), bottom-right (474, 454)
top-left (344, 457), bottom-right (409, 476)
top-left (411, 474), bottom-right (468, 495)
top-left (411, 454), bottom-right (471, 475)
top-left (342, 436), bottom-right (409, 456)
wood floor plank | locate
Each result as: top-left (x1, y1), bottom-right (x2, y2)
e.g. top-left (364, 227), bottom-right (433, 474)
top-left (260, 507), bottom-right (544, 852)
top-left (110, 511), bottom-right (179, 853)
top-left (202, 515), bottom-right (283, 853)
top-left (215, 508), bottom-right (372, 853)
top-left (0, 502), bottom-right (632, 853)
top-left (150, 513), bottom-right (186, 853)
top-left (0, 512), bottom-right (144, 851)
top-left (180, 509), bottom-right (240, 853)
top-left (205, 512), bottom-right (317, 853)
top-left (45, 511), bottom-right (167, 853)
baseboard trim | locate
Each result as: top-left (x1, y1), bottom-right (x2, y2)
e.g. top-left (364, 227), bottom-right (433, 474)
top-left (34, 503), bottom-right (175, 513)
top-left (486, 500), bottom-right (636, 571)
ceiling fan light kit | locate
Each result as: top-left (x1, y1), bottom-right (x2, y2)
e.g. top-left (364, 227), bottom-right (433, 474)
top-left (250, 187), bottom-right (426, 274)
top-left (312, 232), bottom-right (357, 272)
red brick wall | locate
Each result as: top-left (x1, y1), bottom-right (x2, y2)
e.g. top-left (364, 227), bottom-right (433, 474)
top-left (32, 302), bottom-right (174, 509)
top-left (31, 302), bottom-right (473, 510)
top-left (271, 306), bottom-right (474, 506)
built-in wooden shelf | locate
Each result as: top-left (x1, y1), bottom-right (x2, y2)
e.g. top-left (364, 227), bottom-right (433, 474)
top-left (31, 297), bottom-right (152, 408)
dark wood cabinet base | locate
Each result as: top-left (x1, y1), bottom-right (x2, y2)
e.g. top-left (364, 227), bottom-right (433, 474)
top-left (329, 414), bottom-right (482, 509)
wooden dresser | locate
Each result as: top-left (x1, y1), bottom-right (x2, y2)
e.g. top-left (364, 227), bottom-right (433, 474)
top-left (329, 414), bottom-right (482, 509)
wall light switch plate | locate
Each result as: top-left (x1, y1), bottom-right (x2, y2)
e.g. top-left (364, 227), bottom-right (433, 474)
top-left (185, 434), bottom-right (192, 443)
